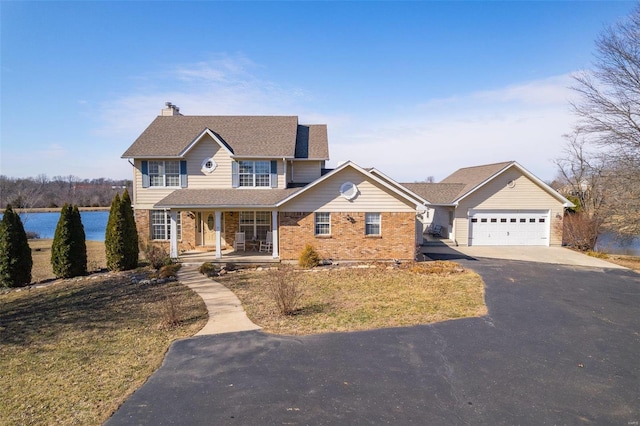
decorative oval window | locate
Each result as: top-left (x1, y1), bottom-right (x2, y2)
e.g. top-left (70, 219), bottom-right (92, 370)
top-left (340, 181), bottom-right (358, 200)
top-left (507, 179), bottom-right (516, 188)
top-left (201, 157), bottom-right (217, 174)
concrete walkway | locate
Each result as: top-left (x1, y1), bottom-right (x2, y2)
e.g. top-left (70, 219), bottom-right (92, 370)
top-left (176, 264), bottom-right (261, 336)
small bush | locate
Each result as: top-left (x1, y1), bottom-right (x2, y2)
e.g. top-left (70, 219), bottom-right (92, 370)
top-left (298, 244), bottom-right (320, 268)
top-left (144, 244), bottom-right (172, 270)
top-left (199, 262), bottom-right (219, 277)
top-left (158, 285), bottom-right (182, 329)
top-left (25, 231), bottom-right (40, 240)
top-left (158, 263), bottom-right (181, 279)
top-left (267, 265), bottom-right (304, 316)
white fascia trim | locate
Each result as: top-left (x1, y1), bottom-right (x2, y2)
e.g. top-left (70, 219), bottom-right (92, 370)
top-left (179, 128), bottom-right (234, 157)
top-left (454, 162), bottom-right (574, 207)
top-left (276, 160), bottom-right (425, 208)
top-left (368, 168), bottom-right (430, 206)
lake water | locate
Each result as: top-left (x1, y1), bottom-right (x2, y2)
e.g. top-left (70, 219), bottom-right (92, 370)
top-left (14, 211), bottom-right (109, 241)
top-left (595, 232), bottom-right (640, 256)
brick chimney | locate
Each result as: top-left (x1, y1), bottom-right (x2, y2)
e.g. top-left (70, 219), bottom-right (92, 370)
top-left (161, 102), bottom-right (182, 116)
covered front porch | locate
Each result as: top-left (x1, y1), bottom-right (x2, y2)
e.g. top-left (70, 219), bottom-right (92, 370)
top-left (168, 209), bottom-right (280, 260)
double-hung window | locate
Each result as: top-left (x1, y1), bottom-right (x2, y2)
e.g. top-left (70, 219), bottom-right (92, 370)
top-left (150, 210), bottom-right (181, 240)
top-left (239, 161), bottom-right (270, 187)
top-left (239, 211), bottom-right (271, 240)
top-left (149, 160), bottom-right (180, 187)
top-left (365, 213), bottom-right (381, 236)
top-left (315, 212), bottom-right (331, 236)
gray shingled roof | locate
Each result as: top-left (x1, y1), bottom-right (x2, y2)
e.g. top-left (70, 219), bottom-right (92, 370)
top-left (154, 188), bottom-right (302, 208)
top-left (401, 162), bottom-right (515, 204)
top-left (400, 183), bottom-right (467, 204)
top-left (122, 116), bottom-right (329, 159)
top-left (295, 125), bottom-right (329, 159)
top-left (440, 161), bottom-right (514, 200)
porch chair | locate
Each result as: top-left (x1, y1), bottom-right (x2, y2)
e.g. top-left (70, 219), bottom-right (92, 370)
top-left (234, 232), bottom-right (246, 251)
top-left (260, 231), bottom-right (273, 252)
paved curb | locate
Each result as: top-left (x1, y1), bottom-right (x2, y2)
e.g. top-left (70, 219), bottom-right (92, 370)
top-left (177, 264), bottom-right (261, 336)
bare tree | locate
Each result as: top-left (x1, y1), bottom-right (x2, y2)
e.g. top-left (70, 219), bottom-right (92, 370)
top-left (568, 6), bottom-right (640, 239)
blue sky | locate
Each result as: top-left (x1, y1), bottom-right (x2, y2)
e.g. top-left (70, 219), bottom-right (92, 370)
top-left (1, 1), bottom-right (636, 183)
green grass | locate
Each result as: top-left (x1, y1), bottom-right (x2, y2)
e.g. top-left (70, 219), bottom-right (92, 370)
top-left (215, 260), bottom-right (487, 335)
top-left (0, 267), bottom-right (208, 425)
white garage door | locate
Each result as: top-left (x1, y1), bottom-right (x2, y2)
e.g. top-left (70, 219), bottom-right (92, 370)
top-left (469, 210), bottom-right (549, 246)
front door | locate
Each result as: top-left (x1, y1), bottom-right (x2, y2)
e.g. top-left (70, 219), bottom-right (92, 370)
top-left (203, 213), bottom-right (216, 246)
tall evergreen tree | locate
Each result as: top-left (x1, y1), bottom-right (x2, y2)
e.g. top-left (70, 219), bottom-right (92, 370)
top-left (120, 189), bottom-right (139, 269)
top-left (0, 205), bottom-right (32, 287)
top-left (51, 204), bottom-right (87, 278)
top-left (70, 205), bottom-right (87, 274)
top-left (105, 193), bottom-right (126, 271)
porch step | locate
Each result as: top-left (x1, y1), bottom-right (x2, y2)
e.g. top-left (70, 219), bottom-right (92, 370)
top-left (422, 238), bottom-right (457, 247)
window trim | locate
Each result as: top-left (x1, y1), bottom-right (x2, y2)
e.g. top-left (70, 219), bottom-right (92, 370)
top-left (365, 212), bottom-right (381, 236)
top-left (315, 212), bottom-right (331, 236)
top-left (142, 160), bottom-right (187, 188)
top-left (150, 210), bottom-right (182, 241)
top-left (239, 211), bottom-right (272, 241)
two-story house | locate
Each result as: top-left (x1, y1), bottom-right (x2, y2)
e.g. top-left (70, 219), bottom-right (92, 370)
top-left (122, 103), bottom-right (424, 261)
top-left (123, 104), bottom-right (573, 261)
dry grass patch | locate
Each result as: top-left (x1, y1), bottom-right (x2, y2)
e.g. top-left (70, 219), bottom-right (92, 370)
top-left (216, 261), bottom-right (486, 335)
top-left (606, 254), bottom-right (640, 273)
top-left (0, 269), bottom-right (208, 425)
top-left (29, 239), bottom-right (107, 283)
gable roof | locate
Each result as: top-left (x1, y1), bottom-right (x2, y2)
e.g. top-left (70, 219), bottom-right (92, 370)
top-left (438, 161), bottom-right (513, 200)
top-left (122, 115), bottom-right (329, 160)
top-left (403, 161), bottom-right (573, 207)
top-left (277, 160), bottom-right (424, 208)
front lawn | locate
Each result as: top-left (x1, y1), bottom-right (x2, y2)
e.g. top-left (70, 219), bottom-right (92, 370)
top-left (0, 269), bottom-right (208, 425)
top-left (215, 261), bottom-right (487, 335)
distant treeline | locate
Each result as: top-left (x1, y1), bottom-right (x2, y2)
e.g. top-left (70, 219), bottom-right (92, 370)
top-left (0, 175), bottom-right (132, 209)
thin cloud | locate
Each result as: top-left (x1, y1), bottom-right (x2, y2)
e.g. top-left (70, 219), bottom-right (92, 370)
top-left (95, 57), bottom-right (575, 182)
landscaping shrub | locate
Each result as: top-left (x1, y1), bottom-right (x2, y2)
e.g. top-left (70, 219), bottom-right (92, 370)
top-left (144, 243), bottom-right (172, 270)
top-left (560, 212), bottom-right (603, 251)
top-left (158, 263), bottom-right (181, 279)
top-left (0, 204), bottom-right (32, 287)
top-left (298, 244), bottom-right (320, 268)
top-left (199, 262), bottom-right (219, 277)
top-left (267, 265), bottom-right (304, 315)
top-left (51, 204), bottom-right (87, 278)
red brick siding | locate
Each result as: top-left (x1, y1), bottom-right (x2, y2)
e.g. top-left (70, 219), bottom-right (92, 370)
top-left (279, 211), bottom-right (415, 261)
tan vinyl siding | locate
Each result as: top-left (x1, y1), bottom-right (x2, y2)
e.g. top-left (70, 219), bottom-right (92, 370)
top-left (280, 168), bottom-right (415, 212)
top-left (453, 169), bottom-right (566, 246)
top-left (132, 160), bottom-right (178, 210)
top-left (183, 135), bottom-right (233, 188)
top-left (291, 160), bottom-right (322, 184)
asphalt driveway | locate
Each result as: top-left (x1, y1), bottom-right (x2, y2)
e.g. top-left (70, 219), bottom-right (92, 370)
top-left (107, 257), bottom-right (639, 425)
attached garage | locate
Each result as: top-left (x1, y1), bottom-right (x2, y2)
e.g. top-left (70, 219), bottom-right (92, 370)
top-left (469, 210), bottom-right (550, 246)
top-left (401, 161), bottom-right (574, 248)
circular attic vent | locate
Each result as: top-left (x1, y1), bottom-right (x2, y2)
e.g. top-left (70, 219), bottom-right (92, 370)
top-left (340, 181), bottom-right (358, 200)
top-left (201, 158), bottom-right (217, 174)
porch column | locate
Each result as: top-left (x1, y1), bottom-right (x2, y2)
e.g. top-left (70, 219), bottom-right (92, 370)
top-left (169, 210), bottom-right (178, 259)
top-left (215, 210), bottom-right (222, 259)
top-left (271, 210), bottom-right (279, 259)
